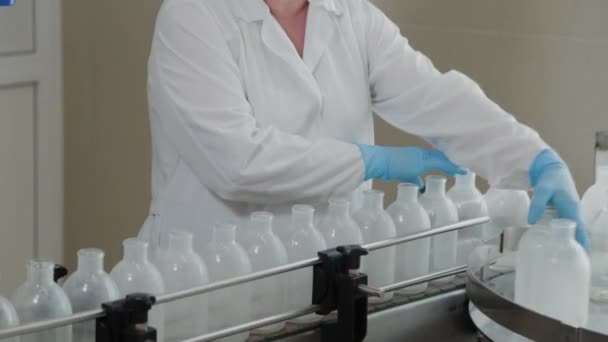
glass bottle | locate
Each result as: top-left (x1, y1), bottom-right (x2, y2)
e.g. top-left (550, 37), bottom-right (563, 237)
top-left (515, 208), bottom-right (558, 306)
top-left (582, 166), bottom-right (608, 226)
top-left (354, 190), bottom-right (396, 303)
top-left (519, 219), bottom-right (590, 327)
top-left (419, 175), bottom-right (458, 284)
top-left (447, 172), bottom-right (488, 265)
top-left (387, 183), bottom-right (431, 294)
top-left (318, 198), bottom-right (364, 248)
top-left (63, 249), bottom-right (120, 342)
top-left (589, 190), bottom-right (608, 302)
top-left (0, 274), bottom-right (19, 342)
top-left (154, 231), bottom-right (209, 342)
top-left (201, 224), bottom-right (252, 342)
top-left (286, 205), bottom-right (327, 324)
top-left (241, 212), bottom-right (288, 334)
top-left (483, 187), bottom-right (530, 247)
top-left (110, 238), bottom-right (165, 342)
top-left (11, 261), bottom-right (72, 342)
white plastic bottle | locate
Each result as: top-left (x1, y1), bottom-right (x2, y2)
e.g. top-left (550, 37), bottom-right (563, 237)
top-left (0, 275), bottom-right (19, 342)
top-left (318, 198), bottom-right (364, 248)
top-left (419, 175), bottom-right (459, 284)
top-left (353, 190), bottom-right (396, 303)
top-left (201, 224), bottom-right (252, 342)
top-left (286, 205), bottom-right (327, 324)
top-left (518, 219), bottom-right (590, 327)
top-left (63, 249), bottom-right (120, 342)
top-left (154, 231), bottom-right (209, 342)
top-left (241, 212), bottom-right (288, 334)
top-left (110, 238), bottom-right (165, 342)
top-left (12, 261), bottom-right (73, 342)
top-left (582, 166), bottom-right (608, 226)
top-left (484, 187), bottom-right (530, 247)
top-left (514, 208), bottom-right (557, 306)
top-left (589, 191), bottom-right (608, 302)
top-left (387, 183), bottom-right (432, 294)
top-left (447, 172), bottom-right (488, 265)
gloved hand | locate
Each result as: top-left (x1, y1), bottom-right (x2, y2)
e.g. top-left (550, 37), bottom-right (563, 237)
top-left (356, 145), bottom-right (466, 188)
top-left (528, 149), bottom-right (591, 251)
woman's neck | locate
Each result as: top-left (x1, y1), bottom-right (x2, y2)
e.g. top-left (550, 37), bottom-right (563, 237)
top-left (266, 0), bottom-right (308, 18)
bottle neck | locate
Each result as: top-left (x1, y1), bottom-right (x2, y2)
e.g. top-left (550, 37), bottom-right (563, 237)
top-left (362, 190), bottom-right (384, 211)
top-left (26, 261), bottom-right (54, 285)
top-left (77, 248), bottom-right (104, 273)
top-left (328, 198), bottom-right (350, 219)
top-left (167, 231), bottom-right (194, 251)
top-left (396, 183), bottom-right (419, 203)
top-left (250, 211), bottom-right (274, 234)
top-left (123, 238), bottom-right (149, 262)
top-left (597, 166), bottom-right (608, 186)
top-left (550, 219), bottom-right (576, 242)
top-left (212, 224), bottom-right (237, 243)
top-left (425, 176), bottom-right (447, 196)
top-left (292, 205), bottom-right (315, 230)
top-left (537, 207), bottom-right (558, 227)
top-left (454, 172), bottom-right (475, 190)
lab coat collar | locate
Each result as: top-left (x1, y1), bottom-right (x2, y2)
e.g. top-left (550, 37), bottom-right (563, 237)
top-left (232, 0), bottom-right (343, 23)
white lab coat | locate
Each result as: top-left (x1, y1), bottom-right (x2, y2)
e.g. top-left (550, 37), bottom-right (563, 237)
top-left (140, 0), bottom-right (548, 252)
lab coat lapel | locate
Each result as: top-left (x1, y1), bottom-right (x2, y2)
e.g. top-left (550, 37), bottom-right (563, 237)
top-left (261, 16), bottom-right (308, 76)
top-left (303, 0), bottom-right (341, 72)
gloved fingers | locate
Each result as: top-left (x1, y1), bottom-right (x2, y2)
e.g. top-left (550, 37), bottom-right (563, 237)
top-left (528, 187), bottom-right (553, 224)
top-left (423, 150), bottom-right (467, 176)
top-left (552, 193), bottom-right (591, 252)
top-left (575, 225), bottom-right (592, 253)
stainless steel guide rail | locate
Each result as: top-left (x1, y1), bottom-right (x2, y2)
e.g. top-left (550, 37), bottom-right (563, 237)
top-left (0, 216), bottom-right (489, 340)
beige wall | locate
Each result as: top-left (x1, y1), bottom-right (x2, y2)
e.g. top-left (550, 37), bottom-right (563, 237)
top-left (62, 0), bottom-right (608, 268)
top-left (374, 0), bottom-right (608, 203)
top-left (63, 0), bottom-right (161, 270)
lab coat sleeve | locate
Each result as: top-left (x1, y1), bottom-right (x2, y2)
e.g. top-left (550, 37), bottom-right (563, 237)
top-left (148, 1), bottom-right (364, 204)
top-left (361, 1), bottom-right (548, 189)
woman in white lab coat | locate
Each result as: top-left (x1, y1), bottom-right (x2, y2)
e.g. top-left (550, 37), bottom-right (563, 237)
top-left (141, 0), bottom-right (588, 251)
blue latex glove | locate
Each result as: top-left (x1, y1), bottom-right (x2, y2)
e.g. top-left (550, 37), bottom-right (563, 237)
top-left (357, 145), bottom-right (466, 188)
top-left (528, 149), bottom-right (591, 251)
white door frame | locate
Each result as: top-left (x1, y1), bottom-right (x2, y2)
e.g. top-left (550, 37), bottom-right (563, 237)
top-left (0, 0), bottom-right (63, 264)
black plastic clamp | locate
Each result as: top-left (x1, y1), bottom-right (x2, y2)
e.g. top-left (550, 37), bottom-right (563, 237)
top-left (312, 245), bottom-right (369, 342)
top-left (96, 293), bottom-right (157, 342)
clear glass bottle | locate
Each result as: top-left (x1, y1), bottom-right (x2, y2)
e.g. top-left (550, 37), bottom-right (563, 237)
top-left (447, 172), bottom-right (488, 265)
top-left (483, 188), bottom-right (530, 248)
top-left (518, 219), bottom-right (590, 327)
top-left (515, 208), bottom-right (558, 306)
top-left (354, 190), bottom-right (396, 303)
top-left (318, 198), bottom-right (364, 248)
top-left (582, 166), bottom-right (608, 226)
top-left (241, 212), bottom-right (288, 334)
top-left (110, 238), bottom-right (165, 342)
top-left (387, 183), bottom-right (431, 294)
top-left (419, 176), bottom-right (459, 284)
top-left (286, 205), bottom-right (327, 324)
top-left (589, 190), bottom-right (608, 302)
top-left (154, 231), bottom-right (209, 342)
top-left (63, 249), bottom-right (120, 342)
top-left (0, 274), bottom-right (19, 342)
top-left (11, 261), bottom-right (72, 342)
top-left (201, 224), bottom-right (252, 342)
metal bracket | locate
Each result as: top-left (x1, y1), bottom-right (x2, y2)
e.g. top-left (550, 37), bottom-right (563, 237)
top-left (312, 245), bottom-right (369, 342)
top-left (96, 293), bottom-right (157, 342)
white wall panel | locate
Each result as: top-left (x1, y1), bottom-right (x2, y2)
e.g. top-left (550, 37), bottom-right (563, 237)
top-left (0, 0), bottom-right (35, 56)
top-left (0, 84), bottom-right (36, 294)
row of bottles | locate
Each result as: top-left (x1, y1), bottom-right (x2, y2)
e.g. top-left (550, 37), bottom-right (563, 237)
top-left (0, 172), bottom-right (493, 342)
